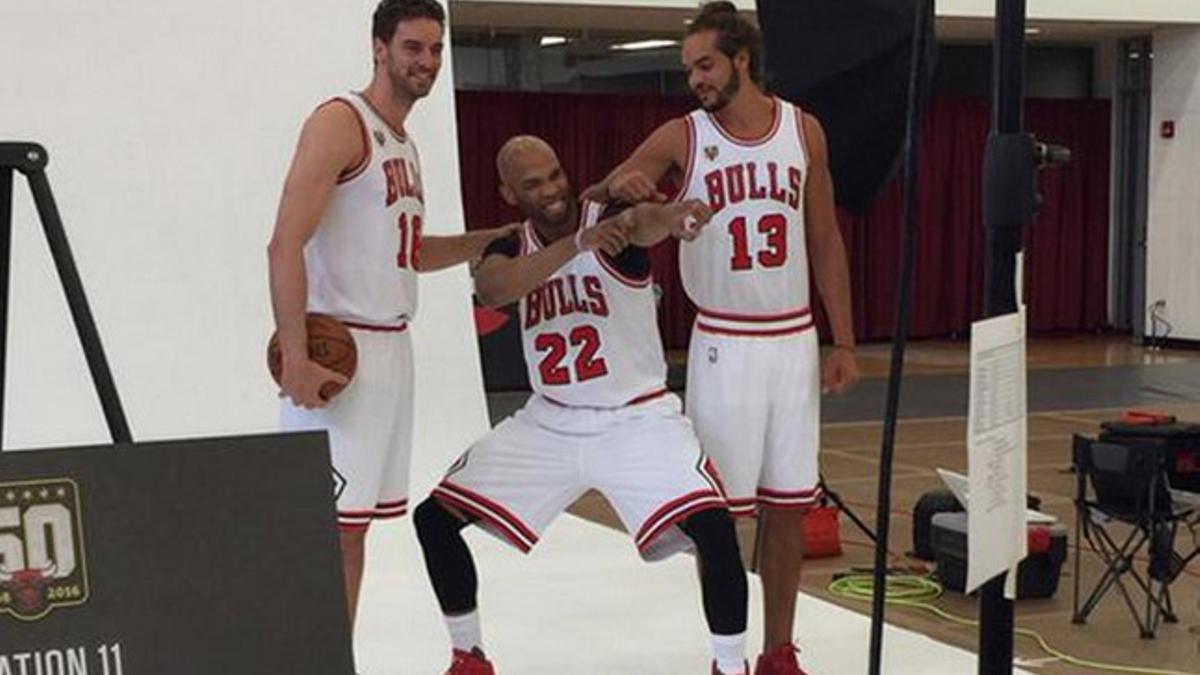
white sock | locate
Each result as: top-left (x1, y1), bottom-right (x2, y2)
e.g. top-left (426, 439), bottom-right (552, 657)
top-left (445, 610), bottom-right (483, 653)
top-left (712, 632), bottom-right (747, 674)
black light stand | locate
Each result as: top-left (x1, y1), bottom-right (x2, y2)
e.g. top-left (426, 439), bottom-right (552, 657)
top-left (866, 1), bottom-right (935, 673)
top-left (0, 142), bottom-right (132, 448)
top-left (978, 2), bottom-right (1069, 671)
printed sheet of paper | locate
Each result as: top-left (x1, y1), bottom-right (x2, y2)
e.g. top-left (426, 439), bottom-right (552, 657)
top-left (966, 309), bottom-right (1028, 595)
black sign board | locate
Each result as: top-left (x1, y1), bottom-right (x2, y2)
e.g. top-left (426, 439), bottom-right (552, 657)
top-left (0, 432), bottom-right (354, 674)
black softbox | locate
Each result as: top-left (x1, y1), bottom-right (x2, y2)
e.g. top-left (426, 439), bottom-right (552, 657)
top-left (756, 0), bottom-right (935, 213)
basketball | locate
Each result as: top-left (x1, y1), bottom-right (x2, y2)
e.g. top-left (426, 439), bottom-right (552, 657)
top-left (267, 313), bottom-right (357, 401)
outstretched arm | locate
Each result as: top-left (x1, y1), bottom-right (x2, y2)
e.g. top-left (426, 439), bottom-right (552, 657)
top-left (621, 199), bottom-right (711, 248)
top-left (582, 117), bottom-right (689, 203)
top-left (416, 225), bottom-right (523, 272)
top-left (474, 220), bottom-right (632, 307)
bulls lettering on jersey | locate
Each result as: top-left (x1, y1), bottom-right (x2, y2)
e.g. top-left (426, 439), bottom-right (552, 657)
top-left (515, 201), bottom-right (667, 408)
top-left (304, 92), bottom-right (424, 328)
top-left (677, 98), bottom-right (812, 319)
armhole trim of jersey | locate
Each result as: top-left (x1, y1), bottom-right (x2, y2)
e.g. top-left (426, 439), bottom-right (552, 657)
top-left (794, 104), bottom-right (811, 168)
top-left (579, 199), bottom-right (604, 228)
top-left (519, 221), bottom-right (533, 255)
top-left (328, 97), bottom-right (371, 185)
top-left (674, 115), bottom-right (697, 203)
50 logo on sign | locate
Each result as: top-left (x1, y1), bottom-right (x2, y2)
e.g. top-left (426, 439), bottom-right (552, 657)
top-left (0, 479), bottom-right (89, 622)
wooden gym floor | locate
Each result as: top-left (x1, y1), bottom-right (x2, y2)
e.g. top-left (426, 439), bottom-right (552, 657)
top-left (562, 336), bottom-right (1200, 674)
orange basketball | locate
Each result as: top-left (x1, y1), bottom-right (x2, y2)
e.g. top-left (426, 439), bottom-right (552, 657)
top-left (267, 313), bottom-right (357, 401)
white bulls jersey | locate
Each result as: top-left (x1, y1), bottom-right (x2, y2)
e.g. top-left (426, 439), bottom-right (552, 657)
top-left (677, 98), bottom-right (811, 323)
top-left (517, 201), bottom-right (667, 408)
top-left (305, 92), bottom-right (423, 328)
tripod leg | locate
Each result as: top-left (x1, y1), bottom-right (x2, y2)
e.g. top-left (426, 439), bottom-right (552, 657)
top-left (819, 477), bottom-right (877, 543)
top-left (26, 168), bottom-right (132, 444)
top-left (0, 168), bottom-right (12, 450)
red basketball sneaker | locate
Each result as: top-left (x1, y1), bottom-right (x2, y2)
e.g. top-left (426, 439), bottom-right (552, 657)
top-left (754, 644), bottom-right (808, 675)
top-left (444, 648), bottom-right (495, 675)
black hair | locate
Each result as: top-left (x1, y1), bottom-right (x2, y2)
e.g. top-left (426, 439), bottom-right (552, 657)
top-left (686, 1), bottom-right (763, 83)
top-left (372, 0), bottom-right (445, 43)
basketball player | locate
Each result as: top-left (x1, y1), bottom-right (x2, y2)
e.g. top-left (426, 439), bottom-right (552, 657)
top-left (585, 3), bottom-right (860, 673)
top-left (413, 136), bottom-right (752, 675)
top-left (267, 0), bottom-right (515, 631)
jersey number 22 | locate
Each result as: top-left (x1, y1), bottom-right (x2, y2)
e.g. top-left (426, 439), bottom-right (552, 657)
top-left (535, 326), bottom-right (608, 385)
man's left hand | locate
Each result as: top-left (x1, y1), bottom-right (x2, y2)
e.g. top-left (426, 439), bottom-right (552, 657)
top-left (821, 346), bottom-right (860, 395)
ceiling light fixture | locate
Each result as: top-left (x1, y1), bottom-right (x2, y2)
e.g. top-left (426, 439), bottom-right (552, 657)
top-left (612, 39), bottom-right (678, 52)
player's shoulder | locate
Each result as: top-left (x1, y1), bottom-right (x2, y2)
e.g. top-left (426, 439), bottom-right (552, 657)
top-left (310, 96), bottom-right (364, 131)
top-left (294, 97), bottom-right (370, 177)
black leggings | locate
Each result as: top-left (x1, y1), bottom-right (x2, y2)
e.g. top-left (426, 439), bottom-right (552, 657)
top-left (679, 507), bottom-right (749, 636)
top-left (413, 496), bottom-right (478, 615)
top-left (415, 497), bottom-right (748, 635)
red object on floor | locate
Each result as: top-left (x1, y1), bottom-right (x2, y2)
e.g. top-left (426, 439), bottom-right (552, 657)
top-left (803, 505), bottom-right (842, 558)
top-left (1027, 525), bottom-right (1052, 555)
top-left (1120, 409), bottom-right (1176, 425)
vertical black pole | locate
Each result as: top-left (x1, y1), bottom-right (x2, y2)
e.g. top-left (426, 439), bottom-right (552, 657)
top-left (979, 0), bottom-right (1025, 672)
top-left (986, 0), bottom-right (1026, 317)
top-left (26, 166), bottom-right (133, 445)
top-left (0, 168), bottom-right (13, 450)
top-left (867, 1), bottom-right (933, 673)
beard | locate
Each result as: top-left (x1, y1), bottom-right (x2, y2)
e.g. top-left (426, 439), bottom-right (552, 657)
top-left (526, 192), bottom-right (578, 232)
top-left (387, 63), bottom-right (436, 102)
top-left (699, 69), bottom-right (741, 112)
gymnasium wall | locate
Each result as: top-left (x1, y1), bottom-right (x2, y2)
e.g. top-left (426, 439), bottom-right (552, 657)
top-left (449, 0), bottom-right (1200, 24)
top-left (1147, 26), bottom-right (1200, 342)
top-left (0, 0), bottom-right (490, 478)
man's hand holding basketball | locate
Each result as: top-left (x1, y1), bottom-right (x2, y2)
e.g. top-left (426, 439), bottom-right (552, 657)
top-left (281, 356), bottom-right (348, 409)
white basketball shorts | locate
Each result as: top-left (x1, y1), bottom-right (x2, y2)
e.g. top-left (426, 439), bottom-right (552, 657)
top-left (281, 324), bottom-right (414, 530)
top-left (685, 316), bottom-right (822, 517)
top-left (433, 392), bottom-right (728, 561)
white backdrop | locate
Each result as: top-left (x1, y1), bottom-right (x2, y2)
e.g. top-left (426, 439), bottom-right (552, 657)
top-left (0, 0), bottom-right (490, 484)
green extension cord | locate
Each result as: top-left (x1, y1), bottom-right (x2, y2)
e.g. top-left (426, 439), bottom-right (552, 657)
top-left (827, 574), bottom-right (1200, 675)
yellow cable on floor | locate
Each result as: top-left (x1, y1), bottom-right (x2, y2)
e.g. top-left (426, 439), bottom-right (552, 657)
top-left (827, 574), bottom-right (1200, 675)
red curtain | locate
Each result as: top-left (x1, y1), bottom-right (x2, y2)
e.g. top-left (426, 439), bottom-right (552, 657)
top-left (455, 91), bottom-right (1111, 347)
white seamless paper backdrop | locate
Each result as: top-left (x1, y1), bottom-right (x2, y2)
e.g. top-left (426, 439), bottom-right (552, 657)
top-left (0, 0), bottom-right (489, 493)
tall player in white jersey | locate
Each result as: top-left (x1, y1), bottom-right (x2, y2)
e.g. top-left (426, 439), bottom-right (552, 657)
top-left (267, 0), bottom-right (515, 636)
top-left (587, 4), bottom-right (860, 674)
top-left (413, 137), bottom-right (753, 675)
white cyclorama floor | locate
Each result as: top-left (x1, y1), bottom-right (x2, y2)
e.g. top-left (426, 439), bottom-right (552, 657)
top-left (353, 514), bottom-right (1034, 675)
